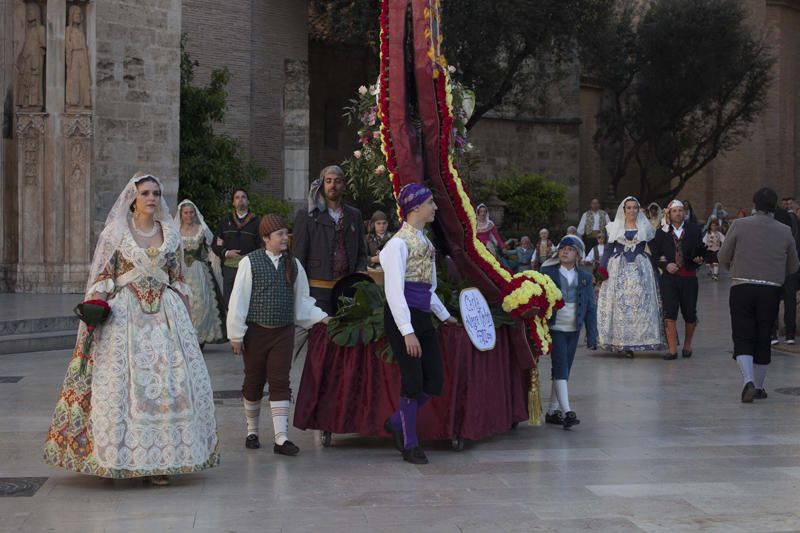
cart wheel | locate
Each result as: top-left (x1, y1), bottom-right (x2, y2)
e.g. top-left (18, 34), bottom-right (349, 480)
top-left (511, 422), bottom-right (519, 430)
top-left (321, 431), bottom-right (332, 447)
top-left (451, 435), bottom-right (465, 452)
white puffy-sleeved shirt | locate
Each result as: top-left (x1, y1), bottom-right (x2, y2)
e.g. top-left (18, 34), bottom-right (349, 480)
top-left (226, 249), bottom-right (327, 342)
top-left (380, 225), bottom-right (451, 336)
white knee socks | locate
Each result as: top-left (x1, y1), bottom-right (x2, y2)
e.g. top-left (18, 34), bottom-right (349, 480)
top-left (554, 379), bottom-right (571, 413)
top-left (548, 383), bottom-right (560, 413)
top-left (736, 355), bottom-right (754, 385)
top-left (244, 398), bottom-right (261, 436)
top-left (754, 364), bottom-right (768, 390)
top-left (270, 400), bottom-right (291, 445)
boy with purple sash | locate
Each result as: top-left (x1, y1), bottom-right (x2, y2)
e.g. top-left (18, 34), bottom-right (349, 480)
top-left (381, 184), bottom-right (457, 464)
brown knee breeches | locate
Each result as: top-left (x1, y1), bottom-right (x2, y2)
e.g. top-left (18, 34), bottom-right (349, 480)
top-left (242, 323), bottom-right (295, 402)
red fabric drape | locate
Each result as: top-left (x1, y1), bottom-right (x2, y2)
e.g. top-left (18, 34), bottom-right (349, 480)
top-left (294, 324), bottom-right (529, 441)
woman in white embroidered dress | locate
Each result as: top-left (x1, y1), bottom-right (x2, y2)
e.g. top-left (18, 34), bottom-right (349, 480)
top-left (597, 196), bottom-right (665, 358)
top-left (175, 200), bottom-right (224, 345)
top-left (44, 174), bottom-right (219, 485)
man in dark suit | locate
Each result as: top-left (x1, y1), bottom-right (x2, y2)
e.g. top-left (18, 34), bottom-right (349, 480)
top-left (211, 188), bottom-right (261, 309)
top-left (649, 200), bottom-right (706, 361)
top-left (292, 165), bottom-right (368, 314)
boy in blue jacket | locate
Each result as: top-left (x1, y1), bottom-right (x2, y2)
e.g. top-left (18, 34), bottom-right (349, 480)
top-left (540, 235), bottom-right (597, 429)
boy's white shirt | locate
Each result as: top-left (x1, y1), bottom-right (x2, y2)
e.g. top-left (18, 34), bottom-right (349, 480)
top-left (226, 249), bottom-right (327, 342)
top-left (380, 227), bottom-right (451, 336)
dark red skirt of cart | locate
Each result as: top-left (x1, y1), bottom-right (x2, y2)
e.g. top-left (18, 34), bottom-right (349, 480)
top-left (294, 323), bottom-right (530, 442)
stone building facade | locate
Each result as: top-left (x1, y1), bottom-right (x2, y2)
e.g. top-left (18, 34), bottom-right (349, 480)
top-left (0, 0), bottom-right (181, 292)
top-left (0, 0), bottom-right (797, 293)
top-left (181, 0), bottom-right (310, 205)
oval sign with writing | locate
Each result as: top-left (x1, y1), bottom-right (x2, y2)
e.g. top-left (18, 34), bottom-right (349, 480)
top-left (458, 288), bottom-right (496, 352)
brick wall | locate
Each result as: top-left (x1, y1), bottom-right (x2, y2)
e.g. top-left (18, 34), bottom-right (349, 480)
top-left (181, 0), bottom-right (309, 199)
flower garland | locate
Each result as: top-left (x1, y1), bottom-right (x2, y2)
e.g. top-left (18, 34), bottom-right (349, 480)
top-left (376, 0), bottom-right (563, 355)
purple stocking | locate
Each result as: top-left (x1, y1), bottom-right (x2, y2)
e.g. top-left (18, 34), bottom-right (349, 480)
top-left (398, 397), bottom-right (419, 449)
top-left (390, 394), bottom-right (429, 433)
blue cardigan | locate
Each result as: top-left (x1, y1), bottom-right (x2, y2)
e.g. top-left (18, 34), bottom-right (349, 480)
top-left (540, 265), bottom-right (598, 348)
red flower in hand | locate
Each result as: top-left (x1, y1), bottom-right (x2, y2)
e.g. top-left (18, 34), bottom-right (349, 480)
top-left (74, 299), bottom-right (112, 375)
top-left (597, 267), bottom-right (609, 280)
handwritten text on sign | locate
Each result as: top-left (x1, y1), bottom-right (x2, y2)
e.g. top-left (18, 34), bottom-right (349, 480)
top-left (459, 288), bottom-right (496, 352)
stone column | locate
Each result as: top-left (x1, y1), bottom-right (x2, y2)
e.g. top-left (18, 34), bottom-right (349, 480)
top-left (45, 0), bottom-right (67, 266)
top-left (283, 59), bottom-right (310, 209)
top-left (62, 113), bottom-right (91, 269)
top-left (15, 111), bottom-right (46, 265)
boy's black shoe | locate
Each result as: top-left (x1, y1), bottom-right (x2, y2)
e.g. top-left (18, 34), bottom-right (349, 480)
top-left (663, 352), bottom-right (678, 360)
top-left (754, 388), bottom-right (768, 400)
top-left (402, 446), bottom-right (429, 465)
top-left (563, 411), bottom-right (580, 430)
top-left (741, 381), bottom-right (756, 403)
top-left (545, 410), bottom-right (564, 425)
top-left (384, 417), bottom-right (404, 452)
top-left (245, 434), bottom-right (260, 449)
top-left (274, 440), bottom-right (300, 456)
top-left (681, 350), bottom-right (693, 358)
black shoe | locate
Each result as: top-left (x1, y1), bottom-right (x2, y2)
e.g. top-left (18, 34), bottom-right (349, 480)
top-left (273, 440), bottom-right (300, 456)
top-left (245, 434), bottom-right (260, 449)
top-left (741, 381), bottom-right (756, 403)
top-left (754, 388), bottom-right (768, 400)
top-left (545, 410), bottom-right (564, 425)
top-left (384, 417), bottom-right (403, 452)
top-left (402, 446), bottom-right (429, 465)
top-left (663, 352), bottom-right (678, 360)
top-left (681, 350), bottom-right (693, 358)
top-left (563, 411), bottom-right (580, 430)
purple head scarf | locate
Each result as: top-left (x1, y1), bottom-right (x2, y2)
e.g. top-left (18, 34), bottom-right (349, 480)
top-left (397, 183), bottom-right (433, 219)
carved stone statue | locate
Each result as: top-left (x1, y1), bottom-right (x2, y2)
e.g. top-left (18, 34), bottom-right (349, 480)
top-left (15, 2), bottom-right (46, 110)
top-left (66, 5), bottom-right (92, 109)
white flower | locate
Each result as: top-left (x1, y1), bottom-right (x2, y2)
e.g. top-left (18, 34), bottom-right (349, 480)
top-left (448, 65), bottom-right (456, 73)
top-left (466, 142), bottom-right (474, 152)
top-left (358, 85), bottom-right (368, 96)
top-left (370, 83), bottom-right (379, 96)
top-left (353, 150), bottom-right (362, 159)
top-left (374, 165), bottom-right (386, 175)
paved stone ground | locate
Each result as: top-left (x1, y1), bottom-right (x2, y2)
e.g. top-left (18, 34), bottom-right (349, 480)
top-left (2, 273), bottom-right (800, 532)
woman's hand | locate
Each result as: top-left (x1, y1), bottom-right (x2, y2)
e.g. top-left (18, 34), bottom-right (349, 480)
top-left (404, 333), bottom-right (422, 358)
top-left (443, 316), bottom-right (458, 326)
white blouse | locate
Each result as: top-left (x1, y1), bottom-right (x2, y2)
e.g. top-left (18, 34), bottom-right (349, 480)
top-left (380, 229), bottom-right (451, 336)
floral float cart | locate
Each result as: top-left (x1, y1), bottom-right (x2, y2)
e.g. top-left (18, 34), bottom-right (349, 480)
top-left (294, 0), bottom-right (563, 449)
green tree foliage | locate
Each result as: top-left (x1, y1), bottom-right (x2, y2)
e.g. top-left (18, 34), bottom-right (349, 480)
top-left (495, 168), bottom-right (567, 233)
top-left (309, 0), bottom-right (614, 129)
top-left (586, 0), bottom-right (773, 203)
top-left (178, 36), bottom-right (272, 228)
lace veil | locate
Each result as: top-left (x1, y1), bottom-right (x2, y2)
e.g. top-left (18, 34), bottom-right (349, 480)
top-left (174, 199), bottom-right (213, 245)
top-left (605, 196), bottom-right (655, 245)
top-left (85, 173), bottom-right (177, 296)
